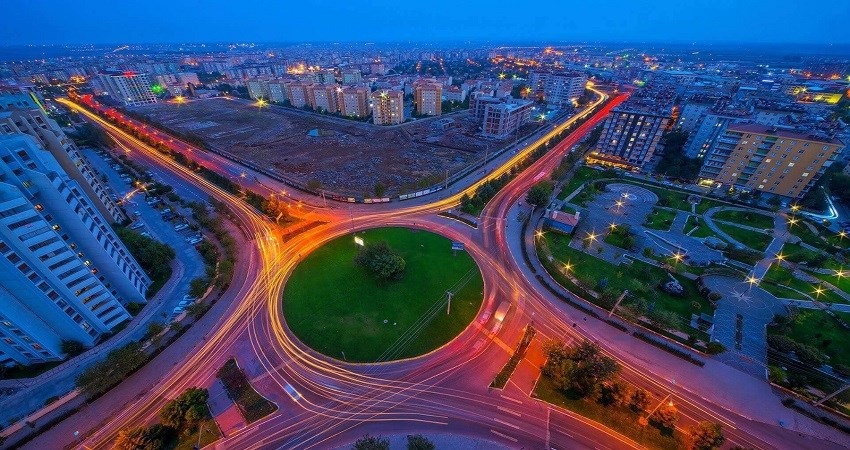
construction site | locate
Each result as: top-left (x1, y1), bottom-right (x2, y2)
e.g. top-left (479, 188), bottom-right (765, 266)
top-left (131, 97), bottom-right (543, 196)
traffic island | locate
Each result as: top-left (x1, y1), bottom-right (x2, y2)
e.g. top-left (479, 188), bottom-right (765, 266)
top-left (282, 227), bottom-right (484, 362)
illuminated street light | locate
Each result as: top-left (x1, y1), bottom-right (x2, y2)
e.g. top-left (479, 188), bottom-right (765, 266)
top-left (585, 231), bottom-right (598, 244)
top-left (814, 285), bottom-right (825, 298)
top-left (609, 222), bottom-right (617, 231)
top-left (256, 98), bottom-right (268, 109)
top-left (787, 217), bottom-right (799, 227)
top-left (791, 204), bottom-right (800, 213)
top-left (174, 95), bottom-right (186, 104)
top-left (838, 230), bottom-right (847, 241)
top-left (563, 260), bottom-right (573, 273)
top-left (835, 268), bottom-right (846, 281)
top-left (775, 253), bottom-right (785, 263)
top-left (746, 275), bottom-right (760, 288)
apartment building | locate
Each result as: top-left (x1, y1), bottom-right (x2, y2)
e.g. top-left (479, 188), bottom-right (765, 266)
top-left (528, 71), bottom-right (587, 106)
top-left (371, 90), bottom-right (404, 125)
top-left (96, 71), bottom-right (158, 106)
top-left (341, 69), bottom-right (362, 85)
top-left (310, 84), bottom-right (340, 113)
top-left (413, 80), bottom-right (442, 116)
top-left (590, 90), bottom-right (675, 170)
top-left (287, 82), bottom-right (314, 108)
top-left (482, 99), bottom-right (534, 139)
top-left (0, 134), bottom-right (150, 366)
top-left (339, 86), bottom-right (370, 118)
top-left (699, 123), bottom-right (843, 199)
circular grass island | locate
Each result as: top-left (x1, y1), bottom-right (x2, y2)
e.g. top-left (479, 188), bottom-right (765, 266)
top-left (283, 227), bottom-right (484, 362)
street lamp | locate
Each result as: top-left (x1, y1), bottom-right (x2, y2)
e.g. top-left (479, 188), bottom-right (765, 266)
top-left (775, 253), bottom-right (785, 263)
top-left (256, 98), bottom-right (268, 109)
top-left (746, 274), bottom-right (760, 290)
top-left (814, 285), bottom-right (825, 299)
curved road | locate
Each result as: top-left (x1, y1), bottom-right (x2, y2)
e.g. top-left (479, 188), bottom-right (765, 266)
top-left (30, 91), bottom-right (846, 450)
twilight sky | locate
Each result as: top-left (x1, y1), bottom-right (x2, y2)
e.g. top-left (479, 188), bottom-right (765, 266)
top-left (3, 0), bottom-right (849, 45)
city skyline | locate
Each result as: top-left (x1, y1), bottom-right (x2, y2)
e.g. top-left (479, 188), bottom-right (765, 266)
top-left (2, 0), bottom-right (850, 46)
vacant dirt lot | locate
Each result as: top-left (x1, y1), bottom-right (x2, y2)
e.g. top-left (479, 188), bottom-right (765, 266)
top-left (131, 98), bottom-right (538, 196)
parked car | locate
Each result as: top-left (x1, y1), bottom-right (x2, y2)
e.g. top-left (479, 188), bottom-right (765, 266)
top-left (174, 223), bottom-right (189, 231)
top-left (130, 221), bottom-right (145, 230)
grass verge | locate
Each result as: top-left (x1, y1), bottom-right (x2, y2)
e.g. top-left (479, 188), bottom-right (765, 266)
top-left (217, 359), bottom-right (277, 424)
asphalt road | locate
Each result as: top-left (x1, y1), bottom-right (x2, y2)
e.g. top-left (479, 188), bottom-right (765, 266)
top-left (26, 91), bottom-right (850, 450)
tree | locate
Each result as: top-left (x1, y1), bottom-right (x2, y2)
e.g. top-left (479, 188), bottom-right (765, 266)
top-left (794, 343), bottom-right (827, 367)
top-left (373, 182), bottom-right (387, 198)
top-left (597, 381), bottom-right (630, 407)
top-left (354, 241), bottom-right (406, 281)
top-left (76, 342), bottom-right (148, 396)
top-left (655, 131), bottom-right (702, 181)
top-left (189, 277), bottom-right (208, 298)
top-left (61, 339), bottom-right (86, 357)
top-left (113, 424), bottom-right (175, 450)
top-left (689, 421), bottom-right (725, 450)
top-left (407, 434), bottom-right (435, 450)
top-left (352, 435), bottom-right (390, 450)
top-left (526, 181), bottom-right (554, 207)
top-left (158, 387), bottom-right (210, 431)
top-left (542, 340), bottom-right (620, 397)
top-left (628, 388), bottom-right (651, 412)
top-left (145, 322), bottom-right (165, 339)
top-left (649, 406), bottom-right (679, 435)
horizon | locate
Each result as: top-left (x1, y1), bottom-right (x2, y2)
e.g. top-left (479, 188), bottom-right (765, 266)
top-left (3, 0), bottom-right (849, 47)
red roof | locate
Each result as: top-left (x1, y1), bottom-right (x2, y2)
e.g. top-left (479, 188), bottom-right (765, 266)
top-left (549, 210), bottom-right (580, 227)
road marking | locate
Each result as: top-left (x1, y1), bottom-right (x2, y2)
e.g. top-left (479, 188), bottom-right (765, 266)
top-left (490, 429), bottom-right (518, 443)
top-left (493, 417), bottom-right (521, 430)
top-left (500, 394), bottom-right (524, 405)
top-left (497, 405), bottom-right (522, 417)
top-left (472, 338), bottom-right (485, 351)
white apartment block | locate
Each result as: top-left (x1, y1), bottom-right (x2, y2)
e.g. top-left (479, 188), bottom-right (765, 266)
top-left (529, 71), bottom-right (587, 106)
top-left (287, 83), bottom-right (313, 108)
top-left (97, 71), bottom-right (158, 107)
top-left (0, 135), bottom-right (150, 366)
top-left (0, 108), bottom-right (127, 223)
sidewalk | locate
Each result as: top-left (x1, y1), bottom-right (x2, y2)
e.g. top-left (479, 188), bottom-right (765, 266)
top-left (515, 203), bottom-right (850, 446)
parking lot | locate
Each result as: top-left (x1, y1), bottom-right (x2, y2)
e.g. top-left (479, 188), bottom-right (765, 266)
top-left (80, 146), bottom-right (208, 322)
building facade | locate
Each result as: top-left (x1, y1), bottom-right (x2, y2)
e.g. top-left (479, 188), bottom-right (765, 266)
top-left (310, 85), bottom-right (340, 113)
top-left (592, 107), bottom-right (672, 169)
top-left (339, 86), bottom-right (370, 118)
top-left (0, 135), bottom-right (150, 366)
top-left (699, 123), bottom-right (843, 199)
top-left (482, 99), bottom-right (534, 138)
top-left (529, 71), bottom-right (587, 106)
top-left (413, 80), bottom-right (442, 116)
top-left (371, 90), bottom-right (404, 125)
top-left (96, 71), bottom-right (158, 106)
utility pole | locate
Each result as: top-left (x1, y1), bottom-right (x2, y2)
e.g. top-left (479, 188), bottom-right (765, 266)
top-left (815, 383), bottom-right (850, 406)
top-left (446, 291), bottom-right (454, 315)
top-left (444, 168), bottom-right (449, 190)
top-left (609, 290), bottom-right (629, 317)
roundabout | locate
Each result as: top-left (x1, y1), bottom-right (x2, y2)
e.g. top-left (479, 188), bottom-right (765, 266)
top-left (282, 227), bottom-right (484, 362)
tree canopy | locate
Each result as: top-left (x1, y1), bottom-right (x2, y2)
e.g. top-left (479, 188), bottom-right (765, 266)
top-left (526, 181), bottom-right (554, 207)
top-left (354, 240), bottom-right (406, 281)
top-left (542, 339), bottom-right (620, 397)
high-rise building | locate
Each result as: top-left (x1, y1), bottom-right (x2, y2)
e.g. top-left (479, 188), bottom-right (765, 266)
top-left (469, 92), bottom-right (504, 120)
top-left (267, 81), bottom-right (289, 103)
top-left (0, 134), bottom-right (150, 366)
top-left (96, 71), bottom-right (158, 106)
top-left (341, 69), bottom-right (362, 85)
top-left (310, 85), bottom-right (340, 113)
top-left (482, 99), bottom-right (534, 139)
top-left (338, 86), bottom-right (370, 118)
top-left (528, 71), bottom-right (587, 106)
top-left (246, 79), bottom-right (270, 100)
top-left (371, 90), bottom-right (404, 125)
top-left (589, 89), bottom-right (675, 170)
top-left (699, 123), bottom-right (843, 199)
top-left (413, 80), bottom-right (442, 116)
top-left (287, 83), bottom-right (314, 108)
top-left (0, 108), bottom-right (127, 223)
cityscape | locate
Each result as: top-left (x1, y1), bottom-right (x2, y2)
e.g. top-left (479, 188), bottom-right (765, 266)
top-left (2, 1), bottom-right (850, 449)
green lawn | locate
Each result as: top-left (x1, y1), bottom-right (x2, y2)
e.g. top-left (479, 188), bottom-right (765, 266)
top-left (790, 221), bottom-right (829, 250)
top-left (534, 376), bottom-right (683, 450)
top-left (776, 310), bottom-right (850, 367)
top-left (644, 208), bottom-right (678, 231)
top-left (780, 243), bottom-right (824, 265)
top-left (539, 233), bottom-right (710, 333)
top-left (615, 181), bottom-right (692, 211)
top-left (604, 225), bottom-right (636, 250)
top-left (713, 210), bottom-right (775, 230)
top-left (812, 270), bottom-right (850, 300)
top-left (283, 228), bottom-right (483, 362)
top-left (684, 215), bottom-right (714, 238)
top-left (560, 203), bottom-right (578, 215)
top-left (173, 418), bottom-right (221, 450)
top-left (764, 265), bottom-right (846, 305)
top-left (557, 166), bottom-right (608, 200)
top-left (216, 359), bottom-right (277, 424)
top-left (715, 222), bottom-right (774, 252)
top-left (694, 197), bottom-right (729, 215)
